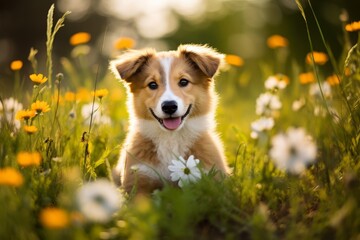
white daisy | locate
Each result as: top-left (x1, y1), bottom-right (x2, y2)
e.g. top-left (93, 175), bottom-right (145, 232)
top-left (256, 93), bottom-right (282, 116)
top-left (76, 179), bottom-right (123, 223)
top-left (264, 76), bottom-right (287, 90)
top-left (168, 155), bottom-right (201, 188)
top-left (81, 103), bottom-right (111, 125)
top-left (269, 128), bottom-right (317, 174)
top-left (309, 82), bottom-right (331, 98)
top-left (292, 98), bottom-right (306, 112)
top-left (250, 117), bottom-right (275, 139)
top-left (0, 97), bottom-right (23, 129)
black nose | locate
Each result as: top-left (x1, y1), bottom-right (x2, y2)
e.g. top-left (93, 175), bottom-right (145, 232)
top-left (161, 101), bottom-right (178, 115)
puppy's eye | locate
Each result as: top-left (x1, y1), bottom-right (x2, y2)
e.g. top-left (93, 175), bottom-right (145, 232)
top-left (148, 81), bottom-right (158, 90)
top-left (179, 78), bottom-right (189, 87)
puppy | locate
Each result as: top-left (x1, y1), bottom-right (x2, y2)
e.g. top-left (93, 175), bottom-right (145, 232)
top-left (110, 44), bottom-right (229, 194)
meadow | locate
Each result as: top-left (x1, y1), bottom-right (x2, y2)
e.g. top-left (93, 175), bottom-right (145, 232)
top-left (0, 2), bottom-right (360, 240)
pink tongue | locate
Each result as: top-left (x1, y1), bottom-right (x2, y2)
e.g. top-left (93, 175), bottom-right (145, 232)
top-left (163, 117), bottom-right (182, 130)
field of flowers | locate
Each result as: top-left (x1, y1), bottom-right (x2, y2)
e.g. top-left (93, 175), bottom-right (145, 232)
top-left (1, 2), bottom-right (360, 240)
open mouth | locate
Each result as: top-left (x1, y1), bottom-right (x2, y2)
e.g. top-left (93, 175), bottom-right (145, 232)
top-left (150, 104), bottom-right (192, 130)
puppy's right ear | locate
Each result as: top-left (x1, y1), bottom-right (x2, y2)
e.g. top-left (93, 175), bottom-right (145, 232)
top-left (110, 49), bottom-right (156, 82)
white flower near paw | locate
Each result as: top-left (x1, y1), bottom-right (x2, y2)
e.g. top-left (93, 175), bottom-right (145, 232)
top-left (168, 155), bottom-right (201, 187)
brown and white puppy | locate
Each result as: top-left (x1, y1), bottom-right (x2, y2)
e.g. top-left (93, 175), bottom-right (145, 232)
top-left (110, 44), bottom-right (229, 194)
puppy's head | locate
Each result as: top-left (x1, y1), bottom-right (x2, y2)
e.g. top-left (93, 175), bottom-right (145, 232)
top-left (110, 44), bottom-right (223, 131)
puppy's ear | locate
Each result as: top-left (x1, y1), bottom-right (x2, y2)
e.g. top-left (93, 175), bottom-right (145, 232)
top-left (110, 49), bottom-right (156, 82)
top-left (178, 44), bottom-right (224, 78)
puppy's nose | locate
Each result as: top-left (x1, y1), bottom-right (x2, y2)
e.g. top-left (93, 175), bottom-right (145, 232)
top-left (161, 101), bottom-right (178, 115)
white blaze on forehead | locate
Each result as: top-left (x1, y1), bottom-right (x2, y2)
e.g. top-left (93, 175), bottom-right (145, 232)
top-left (160, 57), bottom-right (173, 84)
top-left (155, 57), bottom-right (185, 117)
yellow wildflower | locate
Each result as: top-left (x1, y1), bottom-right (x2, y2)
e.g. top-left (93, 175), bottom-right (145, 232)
top-left (31, 100), bottom-right (51, 114)
top-left (92, 89), bottom-right (109, 99)
top-left (345, 21), bottom-right (360, 32)
top-left (326, 74), bottom-right (340, 86)
top-left (70, 32), bottom-right (91, 46)
top-left (306, 51), bottom-right (328, 65)
top-left (76, 88), bottom-right (91, 102)
top-left (17, 151), bottom-right (41, 167)
top-left (16, 109), bottom-right (36, 121)
top-left (30, 73), bottom-right (48, 85)
top-left (114, 37), bottom-right (136, 50)
top-left (23, 125), bottom-right (38, 134)
top-left (10, 60), bottom-right (23, 71)
top-left (225, 54), bottom-right (244, 67)
top-left (64, 91), bottom-right (76, 102)
top-left (267, 35), bottom-right (289, 49)
top-left (39, 208), bottom-right (70, 229)
top-left (299, 72), bottom-right (315, 84)
top-left (0, 167), bottom-right (24, 187)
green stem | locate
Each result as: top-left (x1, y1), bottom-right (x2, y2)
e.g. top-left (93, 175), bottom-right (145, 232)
top-left (50, 74), bottom-right (62, 139)
top-left (82, 27), bottom-right (107, 180)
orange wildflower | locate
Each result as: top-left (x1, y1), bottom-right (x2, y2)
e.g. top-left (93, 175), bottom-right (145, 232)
top-left (299, 72), bottom-right (315, 84)
top-left (30, 73), bottom-right (48, 85)
top-left (344, 67), bottom-right (351, 77)
top-left (23, 125), bottom-right (38, 134)
top-left (10, 60), bottom-right (23, 71)
top-left (39, 208), bottom-right (70, 229)
top-left (326, 74), bottom-right (340, 86)
top-left (31, 100), bottom-right (51, 114)
top-left (306, 51), bottom-right (328, 65)
top-left (114, 37), bottom-right (136, 50)
top-left (16, 110), bottom-right (36, 121)
top-left (0, 167), bottom-right (24, 187)
top-left (267, 35), bottom-right (289, 49)
top-left (70, 32), bottom-right (91, 46)
top-left (345, 21), bottom-right (360, 32)
top-left (17, 151), bottom-right (41, 167)
top-left (225, 54), bottom-right (244, 67)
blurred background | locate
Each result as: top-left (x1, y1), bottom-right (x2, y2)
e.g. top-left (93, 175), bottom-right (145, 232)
top-left (0, 0), bottom-right (359, 93)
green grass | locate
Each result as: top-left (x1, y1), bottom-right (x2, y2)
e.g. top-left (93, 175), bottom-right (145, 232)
top-left (1, 4), bottom-right (360, 240)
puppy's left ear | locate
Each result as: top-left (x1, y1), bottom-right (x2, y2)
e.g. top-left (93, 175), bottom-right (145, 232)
top-left (178, 44), bottom-right (224, 78)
